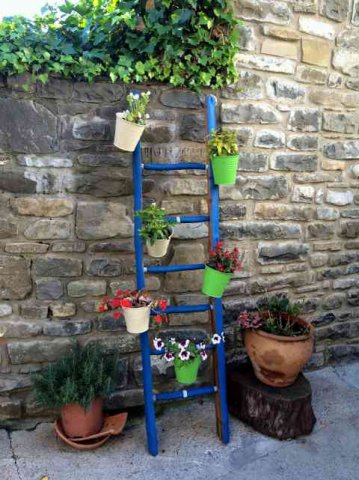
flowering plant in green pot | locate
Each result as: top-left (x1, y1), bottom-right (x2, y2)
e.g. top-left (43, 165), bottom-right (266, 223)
top-left (202, 242), bottom-right (241, 298)
top-left (114, 91), bottom-right (151, 152)
top-left (137, 203), bottom-right (175, 258)
top-left (98, 289), bottom-right (168, 334)
top-left (208, 129), bottom-right (239, 185)
top-left (153, 333), bottom-right (224, 385)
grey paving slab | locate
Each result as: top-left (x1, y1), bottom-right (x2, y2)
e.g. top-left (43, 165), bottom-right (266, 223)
top-left (3, 363), bottom-right (359, 480)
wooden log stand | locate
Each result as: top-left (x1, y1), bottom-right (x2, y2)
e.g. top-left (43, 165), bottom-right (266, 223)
top-left (227, 363), bottom-right (316, 440)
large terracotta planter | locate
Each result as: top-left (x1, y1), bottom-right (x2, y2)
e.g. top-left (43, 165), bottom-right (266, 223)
top-left (61, 398), bottom-right (103, 439)
top-left (244, 317), bottom-right (314, 388)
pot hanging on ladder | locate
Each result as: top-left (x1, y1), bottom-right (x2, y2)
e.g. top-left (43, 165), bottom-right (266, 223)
top-left (211, 154), bottom-right (239, 185)
top-left (114, 113), bottom-right (145, 152)
top-left (174, 356), bottom-right (201, 385)
top-left (201, 265), bottom-right (232, 298)
top-left (122, 305), bottom-right (151, 334)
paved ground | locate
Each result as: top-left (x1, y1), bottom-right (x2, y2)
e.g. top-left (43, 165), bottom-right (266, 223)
top-left (0, 362), bottom-right (358, 480)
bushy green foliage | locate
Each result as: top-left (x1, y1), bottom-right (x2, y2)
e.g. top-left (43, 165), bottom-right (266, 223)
top-left (32, 343), bottom-right (116, 410)
top-left (0, 0), bottom-right (240, 90)
top-left (137, 203), bottom-right (174, 245)
top-left (208, 129), bottom-right (239, 157)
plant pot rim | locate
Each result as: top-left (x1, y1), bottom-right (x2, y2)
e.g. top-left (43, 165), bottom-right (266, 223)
top-left (247, 316), bottom-right (314, 343)
top-left (122, 303), bottom-right (152, 311)
top-left (146, 226), bottom-right (174, 245)
top-left (205, 265), bottom-right (233, 275)
top-left (211, 153), bottom-right (239, 159)
top-left (115, 113), bottom-right (144, 128)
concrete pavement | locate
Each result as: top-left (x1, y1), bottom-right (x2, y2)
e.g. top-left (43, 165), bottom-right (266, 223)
top-left (1, 362), bottom-right (358, 480)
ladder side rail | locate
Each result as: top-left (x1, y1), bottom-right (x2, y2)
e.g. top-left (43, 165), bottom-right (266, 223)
top-left (133, 141), bottom-right (159, 456)
top-left (206, 94), bottom-right (230, 444)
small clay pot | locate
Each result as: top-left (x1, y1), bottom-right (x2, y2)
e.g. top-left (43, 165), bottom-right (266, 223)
top-left (244, 316), bottom-right (314, 388)
top-left (61, 398), bottom-right (103, 439)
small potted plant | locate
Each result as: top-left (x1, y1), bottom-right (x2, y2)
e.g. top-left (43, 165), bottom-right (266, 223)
top-left (98, 289), bottom-right (168, 334)
top-left (238, 294), bottom-right (315, 388)
top-left (137, 203), bottom-right (175, 258)
top-left (202, 242), bottom-right (241, 298)
top-left (208, 129), bottom-right (239, 185)
top-left (32, 343), bottom-right (116, 439)
top-left (114, 91), bottom-right (151, 152)
top-left (153, 333), bottom-right (223, 385)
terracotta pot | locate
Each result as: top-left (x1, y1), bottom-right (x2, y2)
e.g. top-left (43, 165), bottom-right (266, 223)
top-left (244, 316), bottom-right (314, 388)
top-left (61, 398), bottom-right (103, 439)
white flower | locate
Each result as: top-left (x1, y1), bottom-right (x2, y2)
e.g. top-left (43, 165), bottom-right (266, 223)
top-left (133, 93), bottom-right (140, 100)
top-left (178, 350), bottom-right (190, 361)
top-left (211, 334), bottom-right (221, 345)
top-left (196, 342), bottom-right (206, 351)
top-left (125, 109), bottom-right (130, 114)
top-left (200, 350), bottom-right (208, 361)
top-left (153, 337), bottom-right (164, 351)
top-left (178, 339), bottom-right (190, 350)
top-left (138, 113), bottom-right (142, 118)
top-left (164, 352), bottom-right (174, 362)
top-left (146, 90), bottom-right (151, 95)
top-left (169, 337), bottom-right (176, 345)
top-left (221, 332), bottom-right (225, 343)
top-left (145, 113), bottom-right (150, 119)
top-left (151, 202), bottom-right (157, 206)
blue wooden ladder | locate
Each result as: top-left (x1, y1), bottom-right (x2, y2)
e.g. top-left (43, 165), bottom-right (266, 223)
top-left (132, 94), bottom-right (230, 456)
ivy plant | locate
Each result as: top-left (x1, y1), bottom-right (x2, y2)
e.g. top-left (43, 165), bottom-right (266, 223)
top-left (0, 0), bottom-right (240, 91)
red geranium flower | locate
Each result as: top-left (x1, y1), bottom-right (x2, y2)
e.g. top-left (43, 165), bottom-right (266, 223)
top-left (121, 299), bottom-right (132, 308)
top-left (113, 312), bottom-right (121, 319)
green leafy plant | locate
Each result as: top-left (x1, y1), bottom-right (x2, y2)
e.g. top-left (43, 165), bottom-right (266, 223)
top-left (137, 203), bottom-right (174, 245)
top-left (123, 91), bottom-right (151, 125)
top-left (258, 294), bottom-right (303, 318)
top-left (0, 0), bottom-right (240, 91)
top-left (208, 129), bottom-right (239, 157)
top-left (32, 343), bottom-right (116, 410)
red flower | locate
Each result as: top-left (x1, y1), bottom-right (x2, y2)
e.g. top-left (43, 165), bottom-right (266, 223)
top-left (159, 299), bottom-right (167, 311)
top-left (154, 314), bottom-right (163, 325)
top-left (97, 304), bottom-right (107, 313)
top-left (110, 298), bottom-right (122, 309)
top-left (121, 299), bottom-right (132, 308)
top-left (113, 312), bottom-right (121, 319)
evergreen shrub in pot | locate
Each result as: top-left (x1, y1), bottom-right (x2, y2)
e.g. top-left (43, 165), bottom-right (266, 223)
top-left (32, 343), bottom-right (116, 439)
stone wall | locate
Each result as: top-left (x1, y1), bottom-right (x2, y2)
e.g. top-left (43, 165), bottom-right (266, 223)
top-left (0, 0), bottom-right (359, 422)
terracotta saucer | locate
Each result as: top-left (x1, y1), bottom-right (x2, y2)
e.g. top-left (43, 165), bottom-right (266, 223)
top-left (72, 412), bottom-right (128, 442)
top-left (54, 412), bottom-right (128, 451)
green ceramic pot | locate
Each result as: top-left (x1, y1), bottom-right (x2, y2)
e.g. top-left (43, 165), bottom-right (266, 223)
top-left (211, 154), bottom-right (239, 185)
top-left (201, 265), bottom-right (232, 298)
top-left (174, 356), bottom-right (201, 385)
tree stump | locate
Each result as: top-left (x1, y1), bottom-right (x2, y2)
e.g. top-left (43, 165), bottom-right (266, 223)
top-left (227, 363), bottom-right (316, 440)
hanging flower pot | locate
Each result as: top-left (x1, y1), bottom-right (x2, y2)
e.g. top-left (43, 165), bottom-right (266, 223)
top-left (98, 289), bottom-right (168, 335)
top-left (202, 265), bottom-right (232, 298)
top-left (208, 129), bottom-right (239, 186)
top-left (174, 355), bottom-right (201, 385)
top-left (146, 228), bottom-right (173, 258)
top-left (211, 154), bottom-right (239, 185)
top-left (122, 305), bottom-right (151, 334)
top-left (113, 91), bottom-right (151, 152)
top-left (201, 242), bottom-right (241, 298)
top-left (114, 114), bottom-right (145, 152)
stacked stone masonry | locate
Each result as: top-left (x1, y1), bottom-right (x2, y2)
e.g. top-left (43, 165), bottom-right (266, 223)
top-left (0, 0), bottom-right (359, 421)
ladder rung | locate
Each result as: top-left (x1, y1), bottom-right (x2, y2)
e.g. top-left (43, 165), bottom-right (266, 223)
top-left (167, 215), bottom-right (209, 223)
top-left (145, 264), bottom-right (205, 273)
top-left (143, 162), bottom-right (207, 171)
top-left (150, 344), bottom-right (215, 356)
top-left (152, 304), bottom-right (211, 315)
top-left (154, 385), bottom-right (217, 402)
